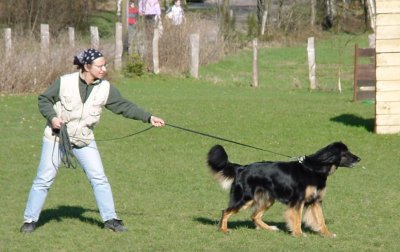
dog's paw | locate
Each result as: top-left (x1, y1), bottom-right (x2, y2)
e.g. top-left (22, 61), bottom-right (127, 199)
top-left (270, 225), bottom-right (279, 231)
top-left (291, 232), bottom-right (306, 238)
top-left (324, 232), bottom-right (337, 238)
top-left (254, 224), bottom-right (279, 231)
top-left (218, 228), bottom-right (229, 234)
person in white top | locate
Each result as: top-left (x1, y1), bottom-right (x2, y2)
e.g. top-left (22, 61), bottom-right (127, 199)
top-left (166, 0), bottom-right (185, 26)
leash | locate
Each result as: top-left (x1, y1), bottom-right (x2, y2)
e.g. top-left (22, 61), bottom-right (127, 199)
top-left (55, 122), bottom-right (294, 169)
top-left (57, 124), bottom-right (78, 168)
top-left (95, 126), bottom-right (154, 141)
top-left (55, 125), bottom-right (155, 168)
top-left (165, 123), bottom-right (293, 159)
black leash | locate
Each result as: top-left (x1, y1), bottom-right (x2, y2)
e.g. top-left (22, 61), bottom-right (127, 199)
top-left (95, 126), bottom-right (154, 141)
top-left (55, 122), bottom-right (293, 168)
top-left (166, 123), bottom-right (293, 159)
top-left (58, 124), bottom-right (78, 168)
top-left (56, 125), bottom-right (155, 168)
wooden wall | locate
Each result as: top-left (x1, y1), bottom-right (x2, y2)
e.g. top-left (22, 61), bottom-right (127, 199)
top-left (375, 0), bottom-right (400, 134)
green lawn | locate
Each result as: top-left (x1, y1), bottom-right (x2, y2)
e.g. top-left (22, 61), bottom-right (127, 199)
top-left (1, 33), bottom-right (398, 251)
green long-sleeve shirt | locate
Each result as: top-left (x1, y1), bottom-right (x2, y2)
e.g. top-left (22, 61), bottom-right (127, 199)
top-left (38, 75), bottom-right (152, 124)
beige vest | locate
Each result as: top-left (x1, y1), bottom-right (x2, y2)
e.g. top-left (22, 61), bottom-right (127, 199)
top-left (43, 72), bottom-right (110, 147)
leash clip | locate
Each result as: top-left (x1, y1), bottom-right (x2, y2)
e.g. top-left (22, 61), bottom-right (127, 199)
top-left (298, 156), bottom-right (306, 164)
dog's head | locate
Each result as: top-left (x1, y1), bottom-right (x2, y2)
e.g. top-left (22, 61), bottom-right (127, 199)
top-left (303, 142), bottom-right (361, 175)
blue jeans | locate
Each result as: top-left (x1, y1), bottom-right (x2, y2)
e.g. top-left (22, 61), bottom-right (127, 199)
top-left (23, 138), bottom-right (118, 223)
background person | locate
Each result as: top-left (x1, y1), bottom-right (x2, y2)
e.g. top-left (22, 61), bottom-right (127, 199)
top-left (20, 48), bottom-right (165, 233)
top-left (138, 0), bottom-right (162, 70)
top-left (127, 1), bottom-right (139, 53)
top-left (138, 0), bottom-right (161, 23)
top-left (166, 0), bottom-right (185, 26)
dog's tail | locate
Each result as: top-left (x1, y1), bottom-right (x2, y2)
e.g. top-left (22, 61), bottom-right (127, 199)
top-left (207, 145), bottom-right (241, 190)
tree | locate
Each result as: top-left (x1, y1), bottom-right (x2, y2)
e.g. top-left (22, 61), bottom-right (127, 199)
top-left (0, 0), bottom-right (92, 36)
top-left (325, 0), bottom-right (337, 29)
top-left (311, 0), bottom-right (316, 26)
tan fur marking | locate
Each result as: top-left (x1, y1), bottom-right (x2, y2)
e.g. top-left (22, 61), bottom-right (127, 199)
top-left (305, 186), bottom-right (317, 202)
top-left (329, 165), bottom-right (337, 175)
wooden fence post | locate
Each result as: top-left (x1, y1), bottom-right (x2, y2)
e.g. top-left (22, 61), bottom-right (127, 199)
top-left (307, 37), bottom-right (317, 90)
top-left (252, 38), bottom-right (259, 87)
top-left (41, 24), bottom-right (50, 63)
top-left (261, 11), bottom-right (268, 35)
top-left (4, 28), bottom-right (12, 59)
top-left (368, 33), bottom-right (376, 48)
top-left (367, 0), bottom-right (376, 32)
top-left (90, 26), bottom-right (99, 49)
top-left (115, 22), bottom-right (123, 71)
top-left (190, 33), bottom-right (200, 78)
top-left (152, 28), bottom-right (160, 74)
top-left (68, 27), bottom-right (75, 48)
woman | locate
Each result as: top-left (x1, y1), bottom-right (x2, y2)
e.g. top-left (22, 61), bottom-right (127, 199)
top-left (20, 48), bottom-right (165, 233)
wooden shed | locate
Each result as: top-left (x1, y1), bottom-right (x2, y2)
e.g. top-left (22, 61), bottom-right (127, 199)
top-left (375, 0), bottom-right (400, 134)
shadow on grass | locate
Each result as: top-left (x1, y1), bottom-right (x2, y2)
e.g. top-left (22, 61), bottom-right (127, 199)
top-left (194, 216), bottom-right (327, 236)
top-left (330, 114), bottom-right (374, 132)
top-left (194, 217), bottom-right (288, 232)
top-left (37, 205), bottom-right (102, 229)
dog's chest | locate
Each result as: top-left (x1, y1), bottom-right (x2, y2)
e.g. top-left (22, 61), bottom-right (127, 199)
top-left (304, 186), bottom-right (325, 203)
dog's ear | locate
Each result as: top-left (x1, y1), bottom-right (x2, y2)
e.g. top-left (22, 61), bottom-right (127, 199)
top-left (302, 142), bottom-right (345, 174)
top-left (312, 142), bottom-right (344, 163)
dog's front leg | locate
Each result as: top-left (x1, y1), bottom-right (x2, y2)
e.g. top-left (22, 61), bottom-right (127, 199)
top-left (285, 204), bottom-right (305, 237)
top-left (304, 202), bottom-right (336, 238)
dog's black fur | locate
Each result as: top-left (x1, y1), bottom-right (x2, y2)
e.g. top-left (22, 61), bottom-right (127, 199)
top-left (207, 142), bottom-right (360, 237)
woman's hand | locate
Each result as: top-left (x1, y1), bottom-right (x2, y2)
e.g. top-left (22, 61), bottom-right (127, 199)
top-left (51, 117), bottom-right (64, 130)
top-left (149, 116), bottom-right (165, 127)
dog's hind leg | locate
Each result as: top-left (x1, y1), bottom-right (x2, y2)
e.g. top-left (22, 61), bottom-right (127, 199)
top-left (303, 202), bottom-right (336, 238)
top-left (251, 198), bottom-right (278, 231)
top-left (218, 200), bottom-right (254, 233)
top-left (218, 209), bottom-right (234, 233)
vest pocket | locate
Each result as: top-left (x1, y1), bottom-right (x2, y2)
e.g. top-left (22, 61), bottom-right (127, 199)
top-left (86, 106), bottom-right (102, 127)
top-left (61, 95), bottom-right (77, 111)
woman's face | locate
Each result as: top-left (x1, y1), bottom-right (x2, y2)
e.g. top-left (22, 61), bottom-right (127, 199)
top-left (86, 57), bottom-right (107, 79)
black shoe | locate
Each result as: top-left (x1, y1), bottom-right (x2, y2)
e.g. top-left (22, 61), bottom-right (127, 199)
top-left (20, 221), bottom-right (37, 233)
top-left (104, 219), bottom-right (128, 232)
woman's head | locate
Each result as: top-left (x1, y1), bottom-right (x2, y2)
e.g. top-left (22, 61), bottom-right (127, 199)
top-left (73, 48), bottom-right (107, 80)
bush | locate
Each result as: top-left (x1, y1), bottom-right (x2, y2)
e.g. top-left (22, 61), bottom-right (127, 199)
top-left (124, 53), bottom-right (145, 77)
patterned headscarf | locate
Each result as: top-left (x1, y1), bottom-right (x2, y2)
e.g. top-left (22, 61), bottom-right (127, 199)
top-left (73, 48), bottom-right (103, 67)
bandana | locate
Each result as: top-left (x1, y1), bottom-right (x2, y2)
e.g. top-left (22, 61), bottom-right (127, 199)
top-left (73, 48), bottom-right (103, 66)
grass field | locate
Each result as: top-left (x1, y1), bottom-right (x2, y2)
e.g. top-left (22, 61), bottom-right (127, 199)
top-left (1, 33), bottom-right (399, 251)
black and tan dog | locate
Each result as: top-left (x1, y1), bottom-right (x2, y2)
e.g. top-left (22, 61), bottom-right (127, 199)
top-left (207, 142), bottom-right (360, 237)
